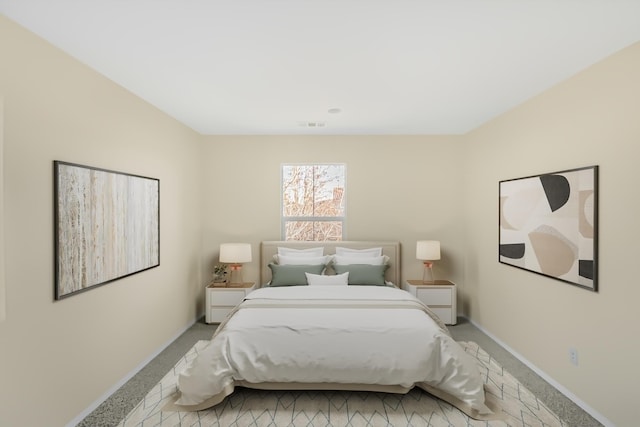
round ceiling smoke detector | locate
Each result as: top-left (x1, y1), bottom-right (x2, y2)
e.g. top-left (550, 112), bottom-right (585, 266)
top-left (328, 108), bottom-right (342, 114)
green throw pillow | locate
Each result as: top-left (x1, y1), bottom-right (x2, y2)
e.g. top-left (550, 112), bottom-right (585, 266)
top-left (333, 264), bottom-right (389, 286)
top-left (268, 263), bottom-right (326, 286)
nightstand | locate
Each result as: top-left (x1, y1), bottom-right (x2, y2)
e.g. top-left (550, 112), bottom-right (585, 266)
top-left (205, 282), bottom-right (256, 324)
top-left (405, 280), bottom-right (457, 325)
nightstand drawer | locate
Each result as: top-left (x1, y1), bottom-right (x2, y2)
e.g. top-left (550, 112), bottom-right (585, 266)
top-left (405, 280), bottom-right (457, 325)
top-left (430, 307), bottom-right (454, 325)
top-left (416, 288), bottom-right (452, 305)
top-left (211, 290), bottom-right (247, 306)
top-left (205, 282), bottom-right (256, 324)
top-left (208, 307), bottom-right (234, 323)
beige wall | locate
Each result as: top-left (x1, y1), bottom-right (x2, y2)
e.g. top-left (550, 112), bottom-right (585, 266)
top-left (0, 97), bottom-right (5, 322)
top-left (199, 136), bottom-right (467, 287)
top-left (463, 42), bottom-right (640, 427)
top-left (0, 17), bottom-right (203, 427)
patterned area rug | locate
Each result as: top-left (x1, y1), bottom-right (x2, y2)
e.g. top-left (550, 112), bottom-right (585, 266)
top-left (117, 341), bottom-right (567, 427)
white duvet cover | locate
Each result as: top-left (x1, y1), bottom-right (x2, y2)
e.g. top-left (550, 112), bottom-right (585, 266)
top-left (174, 286), bottom-right (495, 419)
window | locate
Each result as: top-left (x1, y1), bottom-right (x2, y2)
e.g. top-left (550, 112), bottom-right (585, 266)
top-left (282, 164), bottom-right (345, 241)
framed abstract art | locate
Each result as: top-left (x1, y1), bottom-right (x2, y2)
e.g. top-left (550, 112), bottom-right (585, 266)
top-left (499, 166), bottom-right (598, 291)
top-left (54, 161), bottom-right (160, 299)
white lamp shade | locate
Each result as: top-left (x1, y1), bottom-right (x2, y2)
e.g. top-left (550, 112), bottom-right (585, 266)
top-left (416, 240), bottom-right (441, 261)
top-left (219, 243), bottom-right (252, 263)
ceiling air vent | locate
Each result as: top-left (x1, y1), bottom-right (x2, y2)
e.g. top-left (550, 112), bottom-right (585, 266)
top-left (298, 121), bottom-right (326, 128)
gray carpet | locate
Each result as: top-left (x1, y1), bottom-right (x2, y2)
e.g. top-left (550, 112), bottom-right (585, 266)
top-left (77, 318), bottom-right (602, 427)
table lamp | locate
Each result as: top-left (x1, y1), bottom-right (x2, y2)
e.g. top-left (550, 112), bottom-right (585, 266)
top-left (416, 240), bottom-right (441, 283)
top-left (219, 243), bottom-right (252, 285)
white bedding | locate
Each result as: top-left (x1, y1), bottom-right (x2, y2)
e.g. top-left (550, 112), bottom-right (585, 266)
top-left (173, 286), bottom-right (496, 419)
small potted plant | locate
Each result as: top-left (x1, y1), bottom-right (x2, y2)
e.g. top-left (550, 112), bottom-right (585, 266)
top-left (212, 263), bottom-right (228, 286)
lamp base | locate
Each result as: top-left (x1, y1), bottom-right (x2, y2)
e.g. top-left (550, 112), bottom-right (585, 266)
top-left (228, 264), bottom-right (244, 285)
top-left (422, 261), bottom-right (435, 284)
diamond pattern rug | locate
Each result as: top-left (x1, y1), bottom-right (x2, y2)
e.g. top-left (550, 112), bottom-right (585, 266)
top-left (117, 341), bottom-right (567, 427)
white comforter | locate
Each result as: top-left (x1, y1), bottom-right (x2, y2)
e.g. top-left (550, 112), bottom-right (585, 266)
top-left (174, 286), bottom-right (494, 418)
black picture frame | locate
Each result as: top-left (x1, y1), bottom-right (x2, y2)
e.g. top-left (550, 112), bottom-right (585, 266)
top-left (499, 165), bottom-right (598, 291)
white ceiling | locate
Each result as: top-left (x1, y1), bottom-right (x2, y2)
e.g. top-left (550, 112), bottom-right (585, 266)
top-left (2, 1), bottom-right (640, 135)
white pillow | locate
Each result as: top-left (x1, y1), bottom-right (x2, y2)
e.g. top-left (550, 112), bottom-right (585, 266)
top-left (305, 272), bottom-right (349, 286)
top-left (335, 247), bottom-right (382, 257)
top-left (278, 247), bottom-right (324, 256)
top-left (276, 254), bottom-right (333, 265)
top-left (334, 255), bottom-right (388, 265)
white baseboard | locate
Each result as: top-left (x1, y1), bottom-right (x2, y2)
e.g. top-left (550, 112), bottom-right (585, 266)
top-left (65, 318), bottom-right (197, 427)
top-left (465, 317), bottom-right (613, 427)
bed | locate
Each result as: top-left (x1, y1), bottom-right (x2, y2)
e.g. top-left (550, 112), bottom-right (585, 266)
top-left (171, 241), bottom-right (499, 420)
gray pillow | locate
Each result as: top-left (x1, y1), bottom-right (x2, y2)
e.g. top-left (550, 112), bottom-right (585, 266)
top-left (333, 264), bottom-right (389, 286)
top-left (268, 263), bottom-right (326, 286)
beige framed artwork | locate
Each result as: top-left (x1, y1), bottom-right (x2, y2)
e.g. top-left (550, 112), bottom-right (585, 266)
top-left (54, 161), bottom-right (160, 299)
top-left (499, 166), bottom-right (598, 291)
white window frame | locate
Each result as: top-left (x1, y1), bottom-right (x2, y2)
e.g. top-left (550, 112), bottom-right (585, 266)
top-left (281, 163), bottom-right (346, 241)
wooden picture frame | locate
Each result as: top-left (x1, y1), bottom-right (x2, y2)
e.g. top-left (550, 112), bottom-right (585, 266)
top-left (54, 161), bottom-right (160, 299)
top-left (499, 166), bottom-right (598, 291)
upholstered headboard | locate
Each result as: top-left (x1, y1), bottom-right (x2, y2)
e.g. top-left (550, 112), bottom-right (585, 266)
top-left (260, 241), bottom-right (400, 286)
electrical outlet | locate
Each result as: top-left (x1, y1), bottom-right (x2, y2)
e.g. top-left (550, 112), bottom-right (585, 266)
top-left (569, 347), bottom-right (579, 366)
